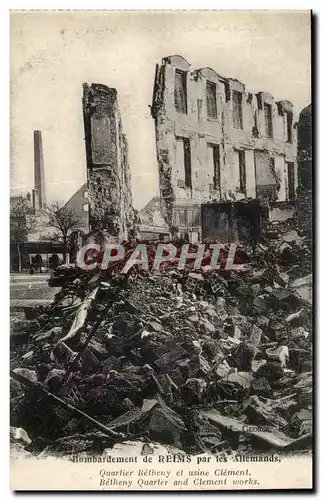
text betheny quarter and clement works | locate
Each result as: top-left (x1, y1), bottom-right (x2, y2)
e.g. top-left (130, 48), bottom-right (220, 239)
top-left (10, 10), bottom-right (313, 491)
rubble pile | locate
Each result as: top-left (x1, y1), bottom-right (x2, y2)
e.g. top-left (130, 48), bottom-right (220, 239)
top-left (10, 228), bottom-right (312, 458)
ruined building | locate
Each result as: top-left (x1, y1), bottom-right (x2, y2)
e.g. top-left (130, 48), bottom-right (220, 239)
top-left (139, 196), bottom-right (170, 240)
top-left (297, 104), bottom-right (312, 189)
top-left (83, 83), bottom-right (135, 240)
top-left (293, 103), bottom-right (312, 243)
top-left (151, 55), bottom-right (298, 241)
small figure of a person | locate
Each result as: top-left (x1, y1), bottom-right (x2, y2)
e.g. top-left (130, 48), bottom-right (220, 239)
top-left (35, 253), bottom-right (43, 273)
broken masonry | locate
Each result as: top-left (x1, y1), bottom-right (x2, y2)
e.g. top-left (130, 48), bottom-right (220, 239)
top-left (82, 83), bottom-right (137, 241)
top-left (10, 219), bottom-right (312, 458)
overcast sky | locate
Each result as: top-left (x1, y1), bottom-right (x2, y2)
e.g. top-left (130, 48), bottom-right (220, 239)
top-left (10, 10), bottom-right (311, 210)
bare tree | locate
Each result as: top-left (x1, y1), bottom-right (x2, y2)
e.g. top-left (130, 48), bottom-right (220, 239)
top-left (10, 196), bottom-right (36, 272)
top-left (44, 201), bottom-right (82, 264)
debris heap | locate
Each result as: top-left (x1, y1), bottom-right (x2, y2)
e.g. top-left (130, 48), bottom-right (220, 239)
top-left (10, 225), bottom-right (312, 458)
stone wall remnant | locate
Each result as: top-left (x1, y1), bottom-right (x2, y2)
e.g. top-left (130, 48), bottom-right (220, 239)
top-left (83, 83), bottom-right (135, 240)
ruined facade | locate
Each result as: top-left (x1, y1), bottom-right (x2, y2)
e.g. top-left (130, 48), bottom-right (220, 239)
top-left (297, 104), bottom-right (312, 189)
top-left (83, 83), bottom-right (134, 239)
top-left (151, 55), bottom-right (298, 241)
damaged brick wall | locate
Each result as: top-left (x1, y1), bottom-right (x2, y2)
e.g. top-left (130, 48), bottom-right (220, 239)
top-left (83, 83), bottom-right (135, 240)
top-left (151, 55), bottom-right (298, 240)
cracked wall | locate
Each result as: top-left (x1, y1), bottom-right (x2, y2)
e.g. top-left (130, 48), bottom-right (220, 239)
top-left (83, 83), bottom-right (135, 240)
top-left (151, 55), bottom-right (298, 239)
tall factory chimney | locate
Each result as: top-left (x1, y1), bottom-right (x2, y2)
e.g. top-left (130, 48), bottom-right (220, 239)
top-left (33, 130), bottom-right (46, 210)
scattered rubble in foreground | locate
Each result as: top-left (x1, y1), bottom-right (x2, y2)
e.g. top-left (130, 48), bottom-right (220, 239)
top-left (10, 222), bottom-right (312, 459)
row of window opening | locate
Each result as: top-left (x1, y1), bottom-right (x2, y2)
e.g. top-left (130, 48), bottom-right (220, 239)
top-left (174, 69), bottom-right (293, 142)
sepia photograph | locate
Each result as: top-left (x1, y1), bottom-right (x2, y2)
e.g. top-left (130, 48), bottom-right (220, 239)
top-left (9, 9), bottom-right (313, 491)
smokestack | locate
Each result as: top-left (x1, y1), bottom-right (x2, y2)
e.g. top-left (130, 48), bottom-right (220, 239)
top-left (34, 130), bottom-right (46, 209)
